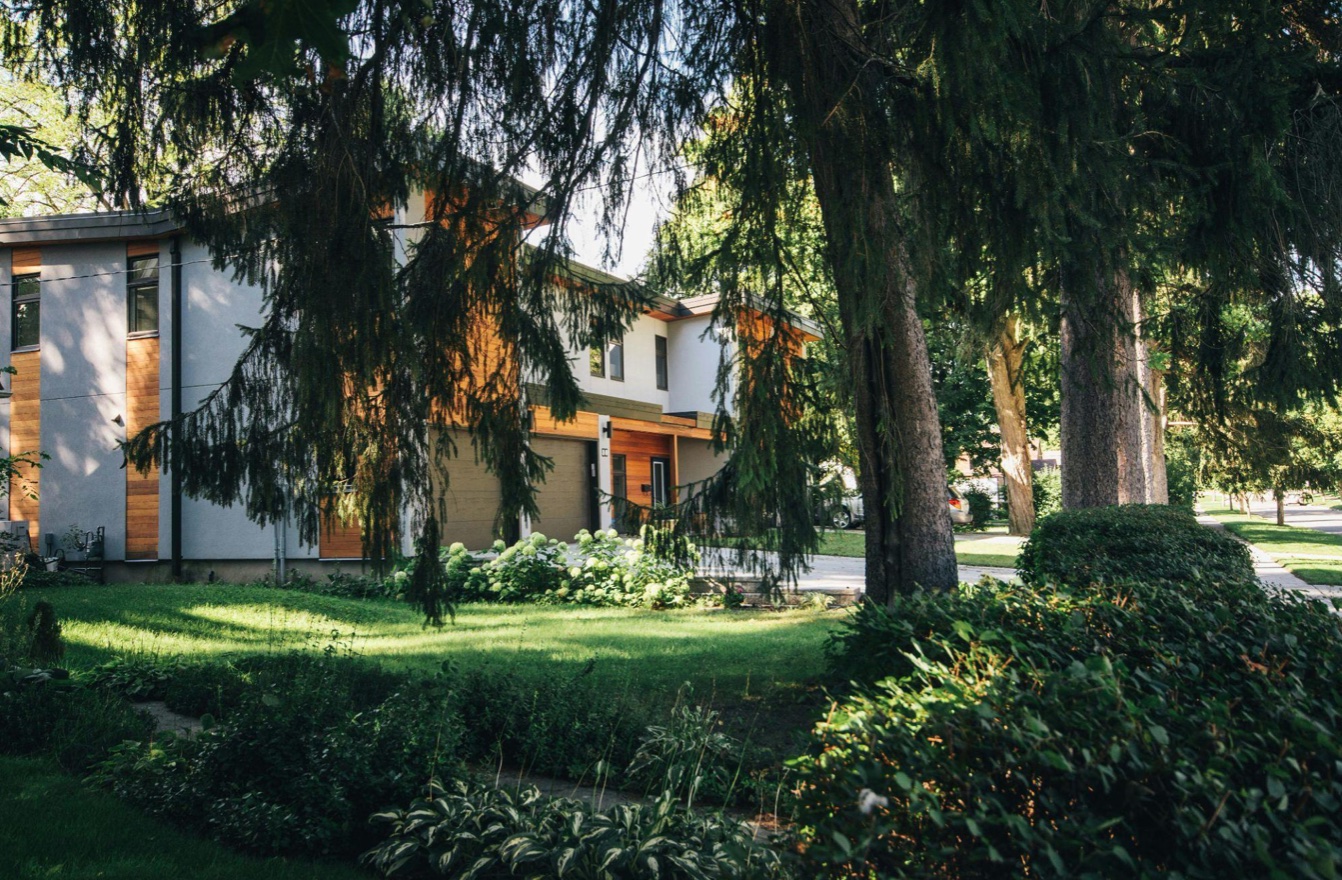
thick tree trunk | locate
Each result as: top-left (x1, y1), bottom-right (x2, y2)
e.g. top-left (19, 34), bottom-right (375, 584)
top-left (987, 316), bottom-right (1035, 536)
top-left (770, 0), bottom-right (958, 600)
top-left (1059, 265), bottom-right (1151, 508)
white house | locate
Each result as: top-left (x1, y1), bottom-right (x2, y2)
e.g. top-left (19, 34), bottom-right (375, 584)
top-left (0, 198), bottom-right (819, 582)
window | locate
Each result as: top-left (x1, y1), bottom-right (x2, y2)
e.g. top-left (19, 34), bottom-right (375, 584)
top-left (655, 336), bottom-right (668, 390)
top-left (128, 254), bottom-right (159, 335)
top-left (11, 273), bottom-right (39, 350)
top-left (590, 342), bottom-right (605, 377)
top-left (609, 334), bottom-right (624, 382)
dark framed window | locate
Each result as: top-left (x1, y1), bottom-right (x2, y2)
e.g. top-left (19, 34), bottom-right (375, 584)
top-left (128, 254), bottom-right (160, 335)
top-left (590, 342), bottom-right (606, 377)
top-left (655, 336), bottom-right (668, 390)
top-left (609, 334), bottom-right (624, 382)
top-left (11, 273), bottom-right (39, 350)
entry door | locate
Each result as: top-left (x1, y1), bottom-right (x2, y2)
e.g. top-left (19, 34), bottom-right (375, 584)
top-left (650, 457), bottom-right (671, 508)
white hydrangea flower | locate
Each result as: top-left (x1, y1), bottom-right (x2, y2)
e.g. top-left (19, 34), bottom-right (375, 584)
top-left (857, 789), bottom-right (888, 815)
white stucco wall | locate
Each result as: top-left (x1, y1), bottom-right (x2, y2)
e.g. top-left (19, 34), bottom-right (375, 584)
top-left (677, 437), bottom-right (726, 489)
top-left (666, 315), bottom-right (730, 415)
top-left (575, 311), bottom-right (673, 407)
top-left (37, 242), bottom-right (129, 558)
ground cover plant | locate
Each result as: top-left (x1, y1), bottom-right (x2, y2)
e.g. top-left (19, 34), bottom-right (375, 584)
top-left (802, 522), bottom-right (1342, 877)
top-left (0, 756), bottom-right (369, 880)
top-left (1205, 504), bottom-right (1342, 585)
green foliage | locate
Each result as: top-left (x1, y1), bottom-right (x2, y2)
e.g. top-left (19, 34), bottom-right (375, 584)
top-left (93, 652), bottom-right (464, 859)
top-left (1017, 504), bottom-right (1253, 588)
top-left (625, 695), bottom-right (741, 808)
top-left (1165, 431), bottom-right (1201, 511)
top-left (363, 779), bottom-right (786, 880)
top-left (0, 673), bottom-right (152, 773)
top-left (284, 568), bottom-right (401, 601)
top-left (19, 568), bottom-right (95, 589)
top-left (805, 575), bottom-right (1342, 878)
top-left (25, 600), bottom-right (64, 666)
top-left (461, 527), bottom-right (698, 609)
top-left (1031, 467), bottom-right (1061, 522)
top-left (963, 488), bottom-right (993, 531)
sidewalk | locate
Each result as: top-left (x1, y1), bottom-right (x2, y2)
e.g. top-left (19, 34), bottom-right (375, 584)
top-left (1197, 514), bottom-right (1342, 605)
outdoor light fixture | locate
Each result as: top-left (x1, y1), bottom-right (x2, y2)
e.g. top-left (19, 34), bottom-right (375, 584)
top-left (601, 421), bottom-right (612, 439)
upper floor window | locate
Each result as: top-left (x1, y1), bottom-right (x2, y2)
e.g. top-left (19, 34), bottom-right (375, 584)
top-left (590, 341), bottom-right (605, 377)
top-left (11, 273), bottom-right (39, 350)
top-left (609, 334), bottom-right (624, 382)
top-left (655, 335), bottom-right (668, 390)
top-left (128, 254), bottom-right (160, 335)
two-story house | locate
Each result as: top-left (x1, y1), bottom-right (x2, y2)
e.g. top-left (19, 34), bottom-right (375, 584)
top-left (0, 194), bottom-right (819, 582)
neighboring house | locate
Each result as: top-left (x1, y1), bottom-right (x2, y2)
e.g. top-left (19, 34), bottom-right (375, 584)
top-left (0, 194), bottom-right (819, 581)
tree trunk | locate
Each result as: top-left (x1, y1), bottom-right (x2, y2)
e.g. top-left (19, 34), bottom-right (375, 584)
top-left (769, 0), bottom-right (958, 599)
top-left (987, 316), bottom-right (1035, 536)
top-left (1275, 488), bottom-right (1285, 526)
top-left (1059, 264), bottom-right (1150, 508)
top-left (1146, 341), bottom-right (1169, 504)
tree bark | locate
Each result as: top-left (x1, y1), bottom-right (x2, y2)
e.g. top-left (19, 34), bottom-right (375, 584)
top-left (769, 0), bottom-right (958, 599)
top-left (1275, 487), bottom-right (1286, 526)
top-left (1146, 341), bottom-right (1169, 504)
top-left (1059, 264), bottom-right (1151, 508)
top-left (987, 316), bottom-right (1035, 535)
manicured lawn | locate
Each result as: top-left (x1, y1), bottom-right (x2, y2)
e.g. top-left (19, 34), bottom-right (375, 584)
top-left (813, 528), bottom-right (1023, 569)
top-left (10, 584), bottom-right (840, 707)
top-left (1202, 505), bottom-right (1342, 585)
top-left (0, 756), bottom-right (368, 880)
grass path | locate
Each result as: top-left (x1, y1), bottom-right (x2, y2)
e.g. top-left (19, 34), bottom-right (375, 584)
top-left (1201, 505), bottom-right (1342, 586)
top-left (5, 584), bottom-right (841, 707)
top-left (0, 756), bottom-right (367, 880)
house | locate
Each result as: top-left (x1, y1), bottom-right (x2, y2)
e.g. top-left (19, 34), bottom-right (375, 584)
top-left (0, 194), bottom-right (820, 582)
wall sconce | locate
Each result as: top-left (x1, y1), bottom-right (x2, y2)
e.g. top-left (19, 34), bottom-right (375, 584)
top-left (111, 414), bottom-right (125, 427)
top-left (600, 421), bottom-right (612, 439)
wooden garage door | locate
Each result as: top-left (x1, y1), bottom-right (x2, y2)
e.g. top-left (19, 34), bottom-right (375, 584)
top-left (530, 437), bottom-right (591, 541)
top-left (432, 430), bottom-right (505, 550)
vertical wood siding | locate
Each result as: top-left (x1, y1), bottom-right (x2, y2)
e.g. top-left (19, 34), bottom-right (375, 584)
top-left (8, 350), bottom-right (41, 548)
top-left (125, 335), bottom-right (160, 559)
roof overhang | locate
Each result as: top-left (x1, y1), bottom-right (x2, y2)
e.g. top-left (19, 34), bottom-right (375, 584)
top-left (0, 210), bottom-right (181, 247)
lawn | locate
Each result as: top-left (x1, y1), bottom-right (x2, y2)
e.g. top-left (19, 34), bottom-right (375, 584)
top-left (0, 756), bottom-right (367, 880)
top-left (8, 583), bottom-right (840, 707)
top-left (813, 527), bottom-right (1023, 569)
top-left (1202, 505), bottom-right (1342, 585)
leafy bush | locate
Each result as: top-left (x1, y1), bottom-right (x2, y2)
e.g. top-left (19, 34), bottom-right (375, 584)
top-left (451, 661), bottom-right (649, 781)
top-left (1017, 503), bottom-right (1253, 587)
top-left (93, 653), bottom-right (465, 859)
top-left (459, 527), bottom-right (698, 609)
top-left (25, 600), bottom-right (65, 665)
top-left (1165, 432), bottom-right (1201, 511)
top-left (363, 779), bottom-right (787, 879)
top-left (285, 569), bottom-right (402, 600)
top-left (1032, 466), bottom-right (1061, 521)
top-left (19, 568), bottom-right (95, 589)
top-left (802, 575), bottom-right (1342, 878)
top-left (0, 672), bottom-right (152, 772)
top-left (963, 488), bottom-right (994, 531)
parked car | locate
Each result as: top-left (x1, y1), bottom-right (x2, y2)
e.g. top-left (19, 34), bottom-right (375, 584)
top-left (821, 488), bottom-right (974, 530)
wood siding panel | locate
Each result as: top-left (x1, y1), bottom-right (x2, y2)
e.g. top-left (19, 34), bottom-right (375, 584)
top-left (126, 240), bottom-right (160, 258)
top-left (611, 429), bottom-right (672, 511)
top-left (125, 336), bottom-right (160, 559)
top-left (319, 508), bottom-right (365, 559)
top-left (531, 406), bottom-right (599, 440)
top-left (11, 247), bottom-right (40, 275)
top-left (8, 350), bottom-right (40, 548)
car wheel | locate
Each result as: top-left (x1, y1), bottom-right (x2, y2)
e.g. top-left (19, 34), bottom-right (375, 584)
top-left (832, 507), bottom-right (852, 530)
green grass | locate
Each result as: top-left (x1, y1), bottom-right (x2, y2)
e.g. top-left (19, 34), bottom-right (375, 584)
top-left (8, 584), bottom-right (839, 707)
top-left (811, 528), bottom-right (1022, 569)
top-left (1202, 505), bottom-right (1342, 585)
top-left (0, 755), bottom-right (368, 880)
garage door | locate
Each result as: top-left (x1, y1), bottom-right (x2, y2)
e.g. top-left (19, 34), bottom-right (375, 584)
top-left (530, 437), bottom-right (593, 541)
top-left (431, 429), bottom-right (504, 551)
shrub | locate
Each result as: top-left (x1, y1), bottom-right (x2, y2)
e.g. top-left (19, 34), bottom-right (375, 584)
top-left (25, 600), bottom-right (65, 665)
top-left (19, 568), bottom-right (95, 589)
top-left (285, 569), bottom-right (402, 600)
top-left (800, 575), bottom-right (1342, 878)
top-left (477, 533), bottom-right (568, 602)
top-left (964, 487), bottom-right (994, 531)
top-left (0, 672), bottom-right (152, 772)
top-left (1165, 432), bottom-right (1201, 511)
top-left (1017, 503), bottom-right (1253, 588)
top-left (93, 652), bottom-right (465, 859)
top-left (1031, 466), bottom-right (1062, 521)
top-left (363, 779), bottom-right (787, 880)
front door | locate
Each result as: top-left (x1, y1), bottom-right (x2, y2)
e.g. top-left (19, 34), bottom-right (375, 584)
top-left (650, 457), bottom-right (671, 508)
